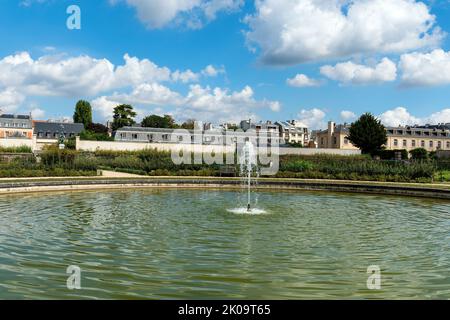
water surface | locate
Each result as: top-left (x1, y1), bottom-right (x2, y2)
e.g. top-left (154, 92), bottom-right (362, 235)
top-left (0, 189), bottom-right (449, 299)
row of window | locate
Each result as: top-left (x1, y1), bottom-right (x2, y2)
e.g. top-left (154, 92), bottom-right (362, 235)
top-left (0, 122), bottom-right (30, 128)
top-left (388, 130), bottom-right (449, 137)
top-left (118, 132), bottom-right (278, 144)
top-left (37, 132), bottom-right (76, 138)
top-left (393, 139), bottom-right (450, 149)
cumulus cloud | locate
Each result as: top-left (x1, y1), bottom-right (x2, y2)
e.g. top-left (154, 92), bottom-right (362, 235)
top-left (30, 107), bottom-right (45, 119)
top-left (111, 0), bottom-right (243, 29)
top-left (379, 106), bottom-right (450, 126)
top-left (0, 51), bottom-right (225, 114)
top-left (286, 74), bottom-right (321, 87)
top-left (340, 110), bottom-right (357, 121)
top-left (320, 58), bottom-right (397, 84)
top-left (245, 0), bottom-right (443, 65)
top-left (297, 108), bottom-right (327, 129)
top-left (399, 49), bottom-right (450, 86)
top-left (93, 84), bottom-right (281, 122)
top-left (0, 88), bottom-right (26, 113)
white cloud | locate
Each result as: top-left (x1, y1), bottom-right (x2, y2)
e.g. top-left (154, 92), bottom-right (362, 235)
top-left (201, 65), bottom-right (225, 77)
top-left (0, 51), bottom-right (223, 114)
top-left (30, 107), bottom-right (45, 119)
top-left (340, 110), bottom-right (357, 121)
top-left (379, 106), bottom-right (450, 126)
top-left (0, 88), bottom-right (26, 113)
top-left (112, 0), bottom-right (243, 29)
top-left (320, 58), bottom-right (397, 84)
top-left (297, 108), bottom-right (327, 129)
top-left (94, 83), bottom-right (280, 122)
top-left (399, 49), bottom-right (450, 86)
top-left (286, 74), bottom-right (321, 87)
top-left (245, 0), bottom-right (443, 65)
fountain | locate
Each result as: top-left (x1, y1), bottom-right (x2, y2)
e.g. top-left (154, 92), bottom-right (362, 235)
top-left (227, 140), bottom-right (266, 215)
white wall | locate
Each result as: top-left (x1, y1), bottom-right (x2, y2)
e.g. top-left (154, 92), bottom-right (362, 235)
top-left (76, 138), bottom-right (361, 156)
top-left (0, 137), bottom-right (35, 149)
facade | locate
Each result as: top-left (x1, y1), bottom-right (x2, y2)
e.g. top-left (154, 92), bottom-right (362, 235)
top-left (316, 121), bottom-right (450, 152)
top-left (0, 114), bottom-right (33, 139)
top-left (275, 120), bottom-right (309, 145)
top-left (34, 121), bottom-right (84, 140)
top-left (239, 120), bottom-right (279, 135)
top-left (114, 126), bottom-right (281, 146)
top-left (385, 125), bottom-right (450, 151)
top-left (316, 122), bottom-right (359, 150)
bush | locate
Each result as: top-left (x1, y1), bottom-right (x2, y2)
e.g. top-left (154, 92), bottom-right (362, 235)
top-left (80, 130), bottom-right (113, 141)
top-left (410, 148), bottom-right (428, 160)
top-left (374, 149), bottom-right (408, 160)
top-left (0, 146), bottom-right (33, 153)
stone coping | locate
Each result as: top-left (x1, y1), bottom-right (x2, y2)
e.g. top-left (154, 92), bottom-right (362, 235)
top-left (0, 177), bottom-right (449, 200)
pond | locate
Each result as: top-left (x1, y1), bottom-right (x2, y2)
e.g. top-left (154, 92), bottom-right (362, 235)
top-left (0, 189), bottom-right (449, 299)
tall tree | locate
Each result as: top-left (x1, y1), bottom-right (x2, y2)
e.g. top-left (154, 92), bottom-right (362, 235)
top-left (141, 114), bottom-right (178, 128)
top-left (181, 119), bottom-right (196, 130)
top-left (73, 100), bottom-right (92, 127)
top-left (112, 104), bottom-right (137, 131)
top-left (347, 113), bottom-right (387, 155)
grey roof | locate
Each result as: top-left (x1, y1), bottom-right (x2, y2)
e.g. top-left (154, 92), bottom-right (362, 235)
top-left (34, 122), bottom-right (84, 134)
top-left (0, 114), bottom-right (31, 120)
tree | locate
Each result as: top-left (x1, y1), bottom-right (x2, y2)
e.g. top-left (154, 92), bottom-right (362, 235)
top-left (73, 100), bottom-right (92, 127)
top-left (87, 122), bottom-right (108, 134)
top-left (181, 119), bottom-right (196, 130)
top-left (410, 148), bottom-right (428, 160)
top-left (112, 104), bottom-right (136, 131)
top-left (141, 114), bottom-right (175, 128)
top-left (347, 113), bottom-right (387, 155)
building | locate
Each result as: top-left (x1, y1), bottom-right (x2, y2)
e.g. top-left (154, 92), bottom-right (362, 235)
top-left (316, 121), bottom-right (359, 150)
top-left (239, 119), bottom-right (279, 135)
top-left (34, 121), bottom-right (84, 140)
top-left (276, 120), bottom-right (309, 145)
top-left (0, 114), bottom-right (33, 139)
top-left (385, 125), bottom-right (450, 151)
top-left (316, 121), bottom-right (450, 152)
top-left (114, 126), bottom-right (281, 146)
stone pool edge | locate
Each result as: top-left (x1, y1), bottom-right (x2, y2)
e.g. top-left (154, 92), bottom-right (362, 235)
top-left (0, 177), bottom-right (449, 200)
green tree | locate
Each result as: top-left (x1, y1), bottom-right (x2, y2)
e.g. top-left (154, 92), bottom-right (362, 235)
top-left (347, 113), bottom-right (387, 155)
top-left (141, 114), bottom-right (176, 128)
top-left (409, 148), bottom-right (428, 160)
top-left (73, 100), bottom-right (93, 127)
top-left (112, 104), bottom-right (137, 131)
top-left (181, 119), bottom-right (196, 130)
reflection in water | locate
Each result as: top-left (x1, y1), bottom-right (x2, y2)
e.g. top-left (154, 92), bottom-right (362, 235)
top-left (0, 189), bottom-right (449, 299)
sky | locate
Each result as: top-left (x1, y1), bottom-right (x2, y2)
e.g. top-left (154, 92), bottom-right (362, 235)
top-left (1, 0), bottom-right (450, 129)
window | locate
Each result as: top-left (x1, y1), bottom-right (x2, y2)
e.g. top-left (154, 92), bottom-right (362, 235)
top-left (333, 136), bottom-right (337, 145)
top-left (421, 140), bottom-right (425, 147)
top-left (132, 134), bottom-right (138, 139)
top-left (403, 140), bottom-right (407, 147)
top-left (344, 138), bottom-right (349, 144)
top-left (321, 137), bottom-right (324, 145)
top-left (429, 141), bottom-right (433, 148)
top-left (412, 140), bottom-right (416, 147)
top-left (394, 139), bottom-right (398, 147)
top-left (447, 141), bottom-right (450, 149)
top-left (120, 133), bottom-right (126, 139)
top-left (437, 141), bottom-right (442, 149)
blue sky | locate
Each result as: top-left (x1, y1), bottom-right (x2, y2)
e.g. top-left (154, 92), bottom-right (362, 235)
top-left (1, 0), bottom-right (450, 129)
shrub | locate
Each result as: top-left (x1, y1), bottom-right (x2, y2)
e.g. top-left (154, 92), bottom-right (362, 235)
top-left (410, 148), bottom-right (428, 160)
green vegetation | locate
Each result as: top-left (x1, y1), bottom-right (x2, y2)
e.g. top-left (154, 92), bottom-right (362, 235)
top-left (0, 146), bottom-right (448, 182)
top-left (0, 146), bottom-right (33, 153)
top-left (73, 100), bottom-right (92, 127)
top-left (112, 104), bottom-right (137, 131)
top-left (347, 113), bottom-right (387, 155)
top-left (141, 114), bottom-right (177, 128)
top-left (410, 148), bottom-right (428, 160)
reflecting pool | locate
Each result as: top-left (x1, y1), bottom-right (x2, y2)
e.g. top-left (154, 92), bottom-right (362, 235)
top-left (0, 189), bottom-right (449, 299)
